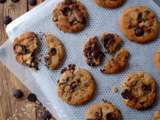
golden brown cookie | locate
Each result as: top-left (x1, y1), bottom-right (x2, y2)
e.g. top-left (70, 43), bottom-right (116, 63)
top-left (52, 0), bottom-right (88, 33)
top-left (152, 111), bottom-right (160, 120)
top-left (85, 102), bottom-right (121, 120)
top-left (153, 49), bottom-right (160, 71)
top-left (121, 72), bottom-right (157, 110)
top-left (13, 32), bottom-right (39, 70)
top-left (101, 49), bottom-right (129, 74)
top-left (57, 65), bottom-right (95, 105)
top-left (94, 0), bottom-right (126, 9)
top-left (44, 33), bottom-right (65, 70)
top-left (100, 32), bottom-right (122, 54)
top-left (83, 36), bottom-right (105, 66)
top-left (119, 6), bottom-right (159, 44)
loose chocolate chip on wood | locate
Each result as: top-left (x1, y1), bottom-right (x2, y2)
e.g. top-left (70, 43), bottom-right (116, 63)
top-left (3, 16), bottom-right (12, 25)
top-left (27, 93), bottom-right (37, 102)
top-left (135, 27), bottom-right (144, 36)
top-left (28, 0), bottom-right (37, 6)
top-left (0, 0), bottom-right (6, 3)
top-left (13, 89), bottom-right (24, 99)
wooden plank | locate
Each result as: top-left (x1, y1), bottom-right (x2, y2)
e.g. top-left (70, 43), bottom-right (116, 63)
top-left (0, 1), bottom-right (28, 119)
top-left (0, 0), bottom-right (56, 120)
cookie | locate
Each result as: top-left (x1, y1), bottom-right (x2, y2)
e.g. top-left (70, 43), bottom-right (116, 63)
top-left (119, 6), bottom-right (159, 43)
top-left (153, 49), bottom-right (160, 71)
top-left (100, 32), bottom-right (122, 54)
top-left (121, 72), bottom-right (157, 110)
top-left (52, 0), bottom-right (88, 33)
top-left (85, 102), bottom-right (121, 120)
top-left (13, 32), bottom-right (39, 70)
top-left (83, 36), bottom-right (105, 66)
top-left (94, 0), bottom-right (126, 9)
top-left (57, 65), bottom-right (95, 105)
top-left (152, 111), bottom-right (160, 120)
top-left (44, 33), bottom-right (65, 70)
top-left (101, 49), bottom-right (129, 74)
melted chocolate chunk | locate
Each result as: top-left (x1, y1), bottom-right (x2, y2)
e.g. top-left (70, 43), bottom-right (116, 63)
top-left (142, 84), bottom-right (151, 93)
top-left (62, 7), bottom-right (72, 16)
top-left (61, 67), bottom-right (67, 74)
top-left (137, 13), bottom-right (143, 23)
top-left (121, 89), bottom-right (133, 100)
top-left (95, 108), bottom-right (102, 120)
top-left (135, 27), bottom-right (144, 36)
top-left (50, 48), bottom-right (57, 55)
top-left (106, 112), bottom-right (116, 120)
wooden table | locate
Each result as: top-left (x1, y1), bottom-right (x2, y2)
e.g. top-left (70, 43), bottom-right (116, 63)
top-left (0, 0), bottom-right (56, 120)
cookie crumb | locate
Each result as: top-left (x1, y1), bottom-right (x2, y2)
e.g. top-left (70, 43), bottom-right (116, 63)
top-left (112, 87), bottom-right (119, 93)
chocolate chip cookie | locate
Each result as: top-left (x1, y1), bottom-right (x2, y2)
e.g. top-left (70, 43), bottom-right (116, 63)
top-left (100, 32), bottom-right (122, 54)
top-left (44, 33), bottom-right (65, 70)
top-left (57, 65), bottom-right (95, 105)
top-left (152, 111), bottom-right (160, 120)
top-left (83, 36), bottom-right (105, 66)
top-left (52, 0), bottom-right (88, 33)
top-left (121, 72), bottom-right (157, 110)
top-left (153, 49), bottom-right (160, 71)
top-left (13, 32), bottom-right (39, 70)
top-left (119, 6), bottom-right (159, 43)
top-left (94, 0), bottom-right (126, 9)
top-left (101, 49), bottom-right (129, 74)
top-left (85, 102), bottom-right (121, 120)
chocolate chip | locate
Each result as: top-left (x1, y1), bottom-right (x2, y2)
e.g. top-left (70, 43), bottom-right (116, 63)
top-left (13, 89), bottom-right (23, 99)
top-left (142, 84), bottom-right (151, 92)
top-left (100, 69), bottom-right (105, 73)
top-left (50, 48), bottom-right (57, 56)
top-left (135, 27), bottom-right (144, 36)
top-left (41, 111), bottom-right (52, 120)
top-left (95, 108), bottom-right (103, 120)
top-left (0, 0), bottom-right (6, 3)
top-left (27, 93), bottom-right (37, 102)
top-left (3, 16), bottom-right (12, 25)
top-left (68, 64), bottom-right (76, 70)
top-left (106, 112), bottom-right (116, 120)
top-left (70, 81), bottom-right (78, 92)
top-left (28, 0), bottom-right (37, 6)
top-left (121, 89), bottom-right (133, 100)
top-left (137, 13), bottom-right (143, 23)
top-left (11, 0), bottom-right (19, 3)
top-left (62, 7), bottom-right (71, 16)
top-left (61, 67), bottom-right (67, 74)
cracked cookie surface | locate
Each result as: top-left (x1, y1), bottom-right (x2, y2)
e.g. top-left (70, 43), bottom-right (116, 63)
top-left (44, 33), bottom-right (65, 70)
top-left (13, 32), bottom-right (38, 70)
top-left (119, 6), bottom-right (159, 43)
top-left (57, 65), bottom-right (95, 105)
top-left (83, 36), bottom-right (105, 67)
top-left (85, 102), bottom-right (121, 120)
top-left (94, 0), bottom-right (126, 9)
top-left (101, 49), bottom-right (129, 74)
top-left (121, 72), bottom-right (157, 110)
top-left (100, 32), bottom-right (122, 54)
top-left (52, 0), bottom-right (88, 32)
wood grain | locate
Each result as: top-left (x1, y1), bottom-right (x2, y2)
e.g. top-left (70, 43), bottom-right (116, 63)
top-left (0, 0), bottom-right (55, 120)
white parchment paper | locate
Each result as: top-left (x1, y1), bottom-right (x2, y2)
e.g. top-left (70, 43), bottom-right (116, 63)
top-left (0, 0), bottom-right (160, 120)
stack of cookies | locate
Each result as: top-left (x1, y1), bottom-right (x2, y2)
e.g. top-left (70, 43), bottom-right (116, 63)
top-left (12, 0), bottom-right (160, 119)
